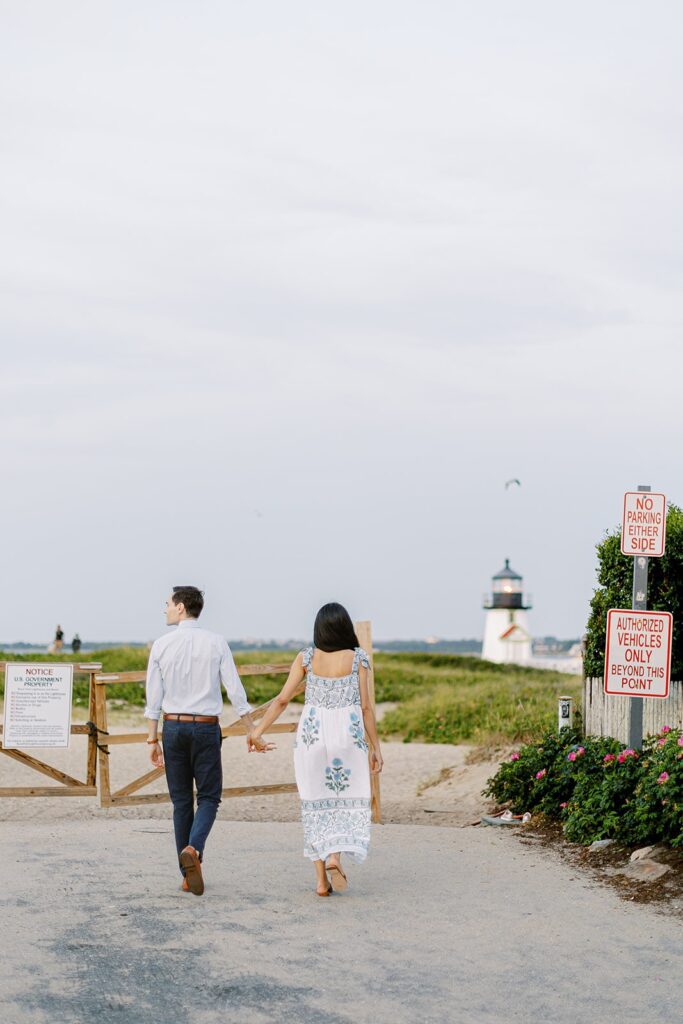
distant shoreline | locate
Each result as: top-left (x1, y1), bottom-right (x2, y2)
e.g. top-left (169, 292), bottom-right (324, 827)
top-left (0, 637), bottom-right (580, 657)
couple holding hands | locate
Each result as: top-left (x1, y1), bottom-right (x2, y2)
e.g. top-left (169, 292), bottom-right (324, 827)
top-left (145, 587), bottom-right (383, 897)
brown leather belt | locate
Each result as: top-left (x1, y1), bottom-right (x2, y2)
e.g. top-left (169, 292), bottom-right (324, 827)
top-left (163, 713), bottom-right (219, 723)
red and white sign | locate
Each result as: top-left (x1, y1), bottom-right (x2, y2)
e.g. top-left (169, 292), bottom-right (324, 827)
top-left (604, 609), bottom-right (672, 699)
top-left (621, 492), bottom-right (667, 557)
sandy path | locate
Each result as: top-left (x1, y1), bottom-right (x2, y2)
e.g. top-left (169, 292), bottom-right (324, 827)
top-left (0, 705), bottom-right (500, 826)
top-left (3, 819), bottom-right (682, 1024)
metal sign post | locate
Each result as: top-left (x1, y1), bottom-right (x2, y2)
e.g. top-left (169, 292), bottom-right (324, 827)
top-left (628, 485), bottom-right (650, 749)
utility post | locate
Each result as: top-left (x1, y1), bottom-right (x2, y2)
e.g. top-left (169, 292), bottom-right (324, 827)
top-left (627, 486), bottom-right (650, 749)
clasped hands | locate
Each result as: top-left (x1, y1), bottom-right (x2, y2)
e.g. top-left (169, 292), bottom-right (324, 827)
top-left (247, 733), bottom-right (276, 753)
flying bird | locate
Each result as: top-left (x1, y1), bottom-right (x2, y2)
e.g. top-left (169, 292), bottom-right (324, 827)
top-left (505, 479), bottom-right (521, 490)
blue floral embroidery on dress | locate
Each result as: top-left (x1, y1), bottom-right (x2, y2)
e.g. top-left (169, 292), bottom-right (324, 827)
top-left (301, 708), bottom-right (320, 748)
top-left (325, 758), bottom-right (351, 794)
top-left (301, 802), bottom-right (371, 863)
top-left (349, 711), bottom-right (368, 751)
top-left (305, 677), bottom-right (360, 709)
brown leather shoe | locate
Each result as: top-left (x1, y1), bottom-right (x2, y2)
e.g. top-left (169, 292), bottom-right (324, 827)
top-left (179, 846), bottom-right (204, 895)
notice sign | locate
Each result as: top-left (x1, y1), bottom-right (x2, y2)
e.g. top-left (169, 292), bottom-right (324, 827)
top-left (621, 492), bottom-right (667, 556)
top-left (604, 610), bottom-right (672, 699)
top-left (2, 664), bottom-right (74, 748)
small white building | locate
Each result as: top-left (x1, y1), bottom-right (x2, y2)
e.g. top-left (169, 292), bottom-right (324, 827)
top-left (482, 560), bottom-right (533, 664)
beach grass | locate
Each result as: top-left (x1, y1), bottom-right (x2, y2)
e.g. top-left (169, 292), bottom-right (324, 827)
top-left (0, 648), bottom-right (579, 745)
top-left (374, 653), bottom-right (580, 746)
top-left (0, 647), bottom-right (301, 710)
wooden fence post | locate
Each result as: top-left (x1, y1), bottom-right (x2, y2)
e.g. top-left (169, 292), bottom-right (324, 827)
top-left (86, 670), bottom-right (98, 788)
top-left (355, 620), bottom-right (382, 824)
top-left (94, 678), bottom-right (112, 807)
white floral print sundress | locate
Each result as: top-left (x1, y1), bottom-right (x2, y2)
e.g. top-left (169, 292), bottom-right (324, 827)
top-left (294, 646), bottom-right (372, 863)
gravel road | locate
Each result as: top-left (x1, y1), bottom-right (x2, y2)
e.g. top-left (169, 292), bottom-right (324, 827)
top-left (2, 819), bottom-right (682, 1024)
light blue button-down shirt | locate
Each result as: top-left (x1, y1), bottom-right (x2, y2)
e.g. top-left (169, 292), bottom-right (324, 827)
top-left (144, 619), bottom-right (252, 720)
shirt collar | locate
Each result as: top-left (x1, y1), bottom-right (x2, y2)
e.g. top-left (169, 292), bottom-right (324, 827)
top-left (177, 618), bottom-right (201, 629)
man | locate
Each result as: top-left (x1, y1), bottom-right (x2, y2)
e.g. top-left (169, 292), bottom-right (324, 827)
top-left (145, 586), bottom-right (266, 895)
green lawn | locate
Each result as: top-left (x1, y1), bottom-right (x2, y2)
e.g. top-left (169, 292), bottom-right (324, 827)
top-left (0, 649), bottom-right (580, 746)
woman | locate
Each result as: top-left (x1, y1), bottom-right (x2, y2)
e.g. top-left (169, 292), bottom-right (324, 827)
top-left (247, 603), bottom-right (383, 896)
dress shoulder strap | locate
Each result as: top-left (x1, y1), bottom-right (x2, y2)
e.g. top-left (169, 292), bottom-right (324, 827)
top-left (301, 646), bottom-right (314, 671)
top-left (352, 647), bottom-right (371, 674)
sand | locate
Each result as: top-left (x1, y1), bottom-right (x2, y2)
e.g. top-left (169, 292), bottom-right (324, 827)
top-left (0, 704), bottom-right (501, 826)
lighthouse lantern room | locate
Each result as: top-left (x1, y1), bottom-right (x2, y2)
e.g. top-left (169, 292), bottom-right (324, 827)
top-left (482, 560), bottom-right (533, 664)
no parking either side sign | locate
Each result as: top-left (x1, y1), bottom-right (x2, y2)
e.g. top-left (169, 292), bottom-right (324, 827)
top-left (604, 609), bottom-right (672, 698)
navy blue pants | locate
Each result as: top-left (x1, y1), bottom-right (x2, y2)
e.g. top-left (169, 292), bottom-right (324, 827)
top-left (162, 720), bottom-right (222, 869)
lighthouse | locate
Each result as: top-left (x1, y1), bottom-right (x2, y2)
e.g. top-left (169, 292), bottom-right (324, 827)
top-left (482, 560), bottom-right (533, 664)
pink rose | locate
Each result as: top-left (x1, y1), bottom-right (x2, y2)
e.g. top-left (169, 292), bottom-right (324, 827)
top-left (658, 738), bottom-right (667, 747)
top-left (604, 754), bottom-right (616, 763)
top-left (657, 772), bottom-right (669, 785)
top-left (559, 802), bottom-right (568, 809)
top-left (510, 752), bottom-right (520, 761)
top-left (568, 751), bottom-right (577, 762)
top-left (536, 769), bottom-right (547, 780)
top-left (677, 737), bottom-right (683, 747)
top-left (577, 746), bottom-right (585, 756)
top-left (617, 753), bottom-right (626, 764)
top-left (661, 726), bottom-right (672, 734)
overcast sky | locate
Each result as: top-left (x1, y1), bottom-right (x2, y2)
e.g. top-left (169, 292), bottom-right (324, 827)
top-left (1, 2), bottom-right (682, 644)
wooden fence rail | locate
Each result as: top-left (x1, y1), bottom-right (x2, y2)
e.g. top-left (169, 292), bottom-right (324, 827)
top-left (0, 663), bottom-right (102, 797)
top-left (583, 678), bottom-right (683, 743)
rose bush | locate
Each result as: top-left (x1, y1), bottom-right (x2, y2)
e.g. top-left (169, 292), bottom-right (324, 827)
top-left (484, 728), bottom-right (619, 819)
top-left (485, 726), bottom-right (683, 847)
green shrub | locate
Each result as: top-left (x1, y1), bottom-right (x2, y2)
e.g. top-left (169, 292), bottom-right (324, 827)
top-left (484, 728), bottom-right (619, 817)
top-left (630, 728), bottom-right (683, 847)
top-left (486, 726), bottom-right (683, 847)
top-left (564, 746), bottom-right (642, 844)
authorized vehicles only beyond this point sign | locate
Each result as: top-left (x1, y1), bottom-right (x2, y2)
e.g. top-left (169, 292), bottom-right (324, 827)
top-left (604, 609), bottom-right (672, 699)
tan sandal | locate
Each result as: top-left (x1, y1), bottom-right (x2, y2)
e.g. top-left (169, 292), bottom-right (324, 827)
top-left (326, 860), bottom-right (348, 892)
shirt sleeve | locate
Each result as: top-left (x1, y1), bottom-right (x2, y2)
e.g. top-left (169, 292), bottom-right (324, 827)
top-left (144, 642), bottom-right (164, 720)
top-left (219, 641), bottom-right (252, 716)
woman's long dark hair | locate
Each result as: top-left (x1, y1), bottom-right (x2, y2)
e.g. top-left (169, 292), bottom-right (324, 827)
top-left (313, 602), bottom-right (360, 652)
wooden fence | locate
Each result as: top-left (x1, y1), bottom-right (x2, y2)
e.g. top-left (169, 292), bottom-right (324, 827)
top-left (0, 663), bottom-right (102, 797)
top-left (583, 678), bottom-right (683, 743)
top-left (93, 621), bottom-right (381, 822)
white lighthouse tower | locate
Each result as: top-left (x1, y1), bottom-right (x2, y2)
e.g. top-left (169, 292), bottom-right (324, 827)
top-left (482, 560), bottom-right (533, 664)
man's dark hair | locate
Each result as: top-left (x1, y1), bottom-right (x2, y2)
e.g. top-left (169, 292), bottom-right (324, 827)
top-left (172, 586), bottom-right (204, 619)
top-left (313, 602), bottom-right (359, 652)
